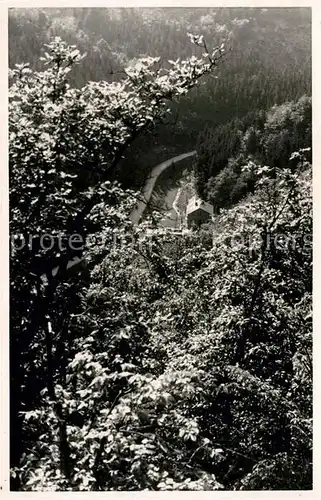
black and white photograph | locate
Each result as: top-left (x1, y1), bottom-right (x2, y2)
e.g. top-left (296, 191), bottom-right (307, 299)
top-left (8, 5), bottom-right (312, 491)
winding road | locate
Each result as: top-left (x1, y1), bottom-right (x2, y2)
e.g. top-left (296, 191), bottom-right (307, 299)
top-left (51, 151), bottom-right (197, 277)
top-left (130, 150), bottom-right (197, 224)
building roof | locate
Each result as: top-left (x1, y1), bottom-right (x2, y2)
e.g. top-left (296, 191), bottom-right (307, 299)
top-left (186, 195), bottom-right (214, 216)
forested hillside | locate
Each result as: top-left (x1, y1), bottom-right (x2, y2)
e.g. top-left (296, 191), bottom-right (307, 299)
top-left (9, 8), bottom-right (312, 491)
top-left (195, 95), bottom-right (312, 207)
top-left (9, 7), bottom-right (311, 189)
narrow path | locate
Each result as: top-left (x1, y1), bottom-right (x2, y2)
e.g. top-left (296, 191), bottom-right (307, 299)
top-left (172, 185), bottom-right (183, 229)
top-left (130, 150), bottom-right (197, 224)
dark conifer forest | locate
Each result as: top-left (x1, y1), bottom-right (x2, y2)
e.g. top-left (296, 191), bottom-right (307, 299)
top-left (9, 8), bottom-right (312, 491)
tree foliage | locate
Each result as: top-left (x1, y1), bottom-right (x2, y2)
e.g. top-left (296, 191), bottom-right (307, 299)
top-left (14, 151), bottom-right (312, 490)
top-left (196, 96), bottom-right (312, 208)
top-left (9, 21), bottom-right (312, 492)
top-left (10, 36), bottom-right (228, 490)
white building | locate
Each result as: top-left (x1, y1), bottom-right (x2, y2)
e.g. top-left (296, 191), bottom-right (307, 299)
top-left (186, 196), bottom-right (214, 228)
